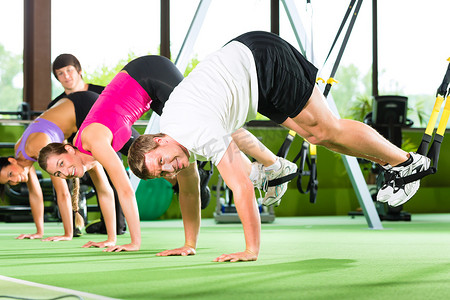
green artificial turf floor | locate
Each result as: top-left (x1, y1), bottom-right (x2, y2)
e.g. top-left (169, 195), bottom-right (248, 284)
top-left (1, 214), bottom-right (450, 300)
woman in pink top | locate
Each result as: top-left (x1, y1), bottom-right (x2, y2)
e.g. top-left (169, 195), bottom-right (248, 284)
top-left (39, 57), bottom-right (188, 251)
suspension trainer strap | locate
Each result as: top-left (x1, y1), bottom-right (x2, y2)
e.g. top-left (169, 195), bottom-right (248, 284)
top-left (417, 58), bottom-right (450, 156)
top-left (308, 150), bottom-right (318, 203)
top-left (321, 0), bottom-right (356, 71)
top-left (276, 130), bottom-right (297, 158)
top-left (436, 58), bottom-right (450, 98)
top-left (296, 143), bottom-right (318, 196)
top-left (267, 141), bottom-right (317, 190)
top-left (417, 133), bottom-right (432, 156)
top-left (295, 141), bottom-right (311, 193)
top-left (323, 0), bottom-right (363, 98)
top-left (434, 63), bottom-right (450, 137)
top-left (394, 168), bottom-right (436, 187)
top-left (267, 172), bottom-right (300, 187)
top-left (267, 141), bottom-right (307, 187)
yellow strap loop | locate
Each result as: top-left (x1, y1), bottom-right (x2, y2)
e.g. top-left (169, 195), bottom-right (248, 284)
top-left (326, 77), bottom-right (339, 85)
top-left (288, 130), bottom-right (297, 137)
top-left (309, 143), bottom-right (317, 157)
top-left (436, 94), bottom-right (450, 136)
top-left (425, 95), bottom-right (445, 136)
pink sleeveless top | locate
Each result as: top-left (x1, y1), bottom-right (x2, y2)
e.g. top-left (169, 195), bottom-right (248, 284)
top-left (74, 72), bottom-right (151, 155)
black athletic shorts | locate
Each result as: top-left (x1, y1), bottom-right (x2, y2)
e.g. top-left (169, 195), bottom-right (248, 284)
top-left (230, 31), bottom-right (318, 124)
top-left (122, 55), bottom-right (184, 116)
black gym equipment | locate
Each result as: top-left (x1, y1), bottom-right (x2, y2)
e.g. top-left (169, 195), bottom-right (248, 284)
top-left (0, 102), bottom-right (42, 120)
top-left (172, 161), bottom-right (214, 210)
top-left (197, 161), bottom-right (213, 210)
top-left (0, 171), bottom-right (58, 223)
top-left (213, 172), bottom-right (275, 224)
top-left (370, 95), bottom-right (412, 147)
top-left (0, 171), bottom-right (93, 226)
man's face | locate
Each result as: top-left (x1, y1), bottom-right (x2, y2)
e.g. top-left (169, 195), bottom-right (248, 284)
top-left (144, 142), bottom-right (190, 179)
top-left (0, 158), bottom-right (28, 185)
top-left (45, 150), bottom-right (86, 179)
top-left (55, 65), bottom-right (82, 90)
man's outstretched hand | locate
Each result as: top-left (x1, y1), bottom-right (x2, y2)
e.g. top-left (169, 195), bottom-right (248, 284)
top-left (214, 250), bottom-right (258, 262)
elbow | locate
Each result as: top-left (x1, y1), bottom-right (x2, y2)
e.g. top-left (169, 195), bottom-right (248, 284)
top-left (97, 186), bottom-right (115, 200)
top-left (57, 190), bottom-right (72, 201)
top-left (119, 188), bottom-right (136, 203)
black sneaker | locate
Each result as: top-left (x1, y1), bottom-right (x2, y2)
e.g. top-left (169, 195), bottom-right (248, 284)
top-left (117, 226), bottom-right (126, 235)
top-left (85, 219), bottom-right (126, 235)
top-left (73, 226), bottom-right (83, 237)
top-left (85, 219), bottom-right (107, 234)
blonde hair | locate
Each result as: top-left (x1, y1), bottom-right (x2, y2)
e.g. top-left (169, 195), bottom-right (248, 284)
top-left (38, 143), bottom-right (84, 229)
top-left (71, 177), bottom-right (84, 229)
top-left (128, 133), bottom-right (166, 179)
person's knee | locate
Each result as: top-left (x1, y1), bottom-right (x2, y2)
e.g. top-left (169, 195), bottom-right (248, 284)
top-left (305, 135), bottom-right (329, 146)
top-left (305, 124), bottom-right (341, 146)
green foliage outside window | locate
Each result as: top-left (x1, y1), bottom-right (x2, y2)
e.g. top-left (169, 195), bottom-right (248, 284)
top-left (332, 63), bottom-right (429, 127)
top-left (0, 44), bottom-right (22, 114)
top-left (84, 52), bottom-right (139, 87)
